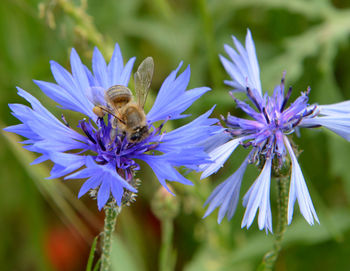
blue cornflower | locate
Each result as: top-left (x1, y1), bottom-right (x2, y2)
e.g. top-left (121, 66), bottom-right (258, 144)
top-left (201, 30), bottom-right (350, 233)
top-left (5, 44), bottom-right (220, 210)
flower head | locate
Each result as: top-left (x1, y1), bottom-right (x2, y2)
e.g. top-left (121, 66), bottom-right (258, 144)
top-left (202, 30), bottom-right (350, 233)
top-left (5, 44), bottom-right (220, 210)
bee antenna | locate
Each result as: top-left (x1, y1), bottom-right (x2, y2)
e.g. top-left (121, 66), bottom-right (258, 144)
top-left (98, 106), bottom-right (126, 125)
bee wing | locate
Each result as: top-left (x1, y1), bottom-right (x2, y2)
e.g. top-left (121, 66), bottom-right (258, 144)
top-left (86, 86), bottom-right (107, 106)
top-left (134, 57), bottom-right (154, 109)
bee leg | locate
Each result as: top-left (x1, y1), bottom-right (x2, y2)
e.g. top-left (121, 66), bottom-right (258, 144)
top-left (109, 117), bottom-right (119, 144)
top-left (111, 117), bottom-right (119, 129)
top-left (110, 128), bottom-right (117, 144)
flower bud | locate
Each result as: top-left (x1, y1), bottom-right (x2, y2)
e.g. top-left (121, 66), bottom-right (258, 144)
top-left (151, 185), bottom-right (180, 221)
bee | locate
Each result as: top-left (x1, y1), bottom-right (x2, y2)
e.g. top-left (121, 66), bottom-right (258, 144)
top-left (92, 57), bottom-right (154, 143)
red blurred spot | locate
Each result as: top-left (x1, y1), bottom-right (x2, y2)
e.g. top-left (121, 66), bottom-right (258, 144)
top-left (44, 225), bottom-right (89, 271)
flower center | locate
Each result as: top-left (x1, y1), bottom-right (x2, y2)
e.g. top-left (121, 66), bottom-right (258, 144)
top-left (78, 115), bottom-right (165, 172)
top-left (224, 82), bottom-right (319, 166)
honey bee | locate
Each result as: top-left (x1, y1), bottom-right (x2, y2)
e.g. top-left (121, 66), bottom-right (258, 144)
top-left (92, 57), bottom-right (154, 143)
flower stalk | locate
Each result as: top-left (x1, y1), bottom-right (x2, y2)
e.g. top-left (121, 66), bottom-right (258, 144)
top-left (259, 168), bottom-right (289, 271)
top-left (151, 186), bottom-right (179, 271)
top-left (100, 202), bottom-right (122, 271)
top-left (159, 218), bottom-right (175, 271)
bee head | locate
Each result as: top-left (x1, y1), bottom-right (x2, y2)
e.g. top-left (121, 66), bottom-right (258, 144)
top-left (129, 126), bottom-right (149, 142)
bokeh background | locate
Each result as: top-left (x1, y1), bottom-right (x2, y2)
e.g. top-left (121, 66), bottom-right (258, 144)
top-left (1, 0), bottom-right (350, 270)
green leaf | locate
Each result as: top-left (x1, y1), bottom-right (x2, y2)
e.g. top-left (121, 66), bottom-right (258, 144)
top-left (92, 259), bottom-right (101, 271)
top-left (86, 235), bottom-right (99, 271)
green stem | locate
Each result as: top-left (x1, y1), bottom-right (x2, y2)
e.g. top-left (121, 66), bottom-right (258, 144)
top-left (159, 218), bottom-right (175, 271)
top-left (259, 175), bottom-right (289, 271)
top-left (100, 203), bottom-right (122, 271)
top-left (56, 0), bottom-right (112, 57)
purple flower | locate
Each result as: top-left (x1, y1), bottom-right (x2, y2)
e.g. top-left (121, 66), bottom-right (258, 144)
top-left (5, 44), bottom-right (220, 210)
top-left (202, 30), bottom-right (350, 233)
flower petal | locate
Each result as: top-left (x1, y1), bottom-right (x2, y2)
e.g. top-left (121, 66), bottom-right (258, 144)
top-left (147, 63), bottom-right (210, 122)
top-left (300, 115), bottom-right (350, 141)
top-left (200, 137), bottom-right (242, 179)
top-left (65, 157), bottom-right (137, 210)
top-left (97, 177), bottom-right (111, 210)
top-left (156, 106), bottom-right (221, 152)
top-left (284, 136), bottom-right (319, 225)
top-left (48, 60), bottom-right (94, 118)
top-left (78, 175), bottom-right (102, 198)
top-left (92, 47), bottom-right (109, 89)
top-left (203, 157), bottom-right (248, 223)
top-left (137, 154), bottom-right (193, 193)
top-left (241, 158), bottom-right (272, 233)
top-left (5, 88), bottom-right (88, 157)
top-left (318, 100), bottom-right (350, 115)
top-left (221, 29), bottom-right (262, 96)
top-left (108, 43), bottom-right (124, 86)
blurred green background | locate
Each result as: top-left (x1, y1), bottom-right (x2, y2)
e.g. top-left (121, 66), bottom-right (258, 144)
top-left (1, 0), bottom-right (350, 270)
